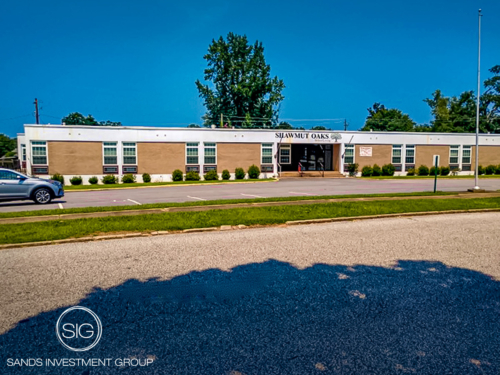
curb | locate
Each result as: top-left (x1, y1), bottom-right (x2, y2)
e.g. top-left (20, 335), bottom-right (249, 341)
top-left (1, 208), bottom-right (500, 250)
top-left (64, 178), bottom-right (279, 192)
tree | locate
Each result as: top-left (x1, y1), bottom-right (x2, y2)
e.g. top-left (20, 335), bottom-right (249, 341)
top-left (361, 103), bottom-right (416, 131)
top-left (0, 134), bottom-right (16, 157)
top-left (62, 112), bottom-right (121, 126)
top-left (424, 65), bottom-right (500, 133)
top-left (311, 126), bottom-right (327, 130)
top-left (187, 123), bottom-right (201, 128)
top-left (195, 32), bottom-right (285, 128)
top-left (277, 121), bottom-right (293, 129)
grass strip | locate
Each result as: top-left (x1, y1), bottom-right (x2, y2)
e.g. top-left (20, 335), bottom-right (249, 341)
top-left (1, 197), bottom-right (499, 245)
top-left (63, 179), bottom-right (276, 190)
top-left (0, 191), bottom-right (460, 219)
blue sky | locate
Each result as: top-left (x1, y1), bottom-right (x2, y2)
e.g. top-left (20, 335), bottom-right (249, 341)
top-left (1, 0), bottom-right (499, 137)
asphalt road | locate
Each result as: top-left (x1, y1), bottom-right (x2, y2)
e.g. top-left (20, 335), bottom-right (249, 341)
top-left (2, 177), bottom-right (500, 213)
top-left (1, 212), bottom-right (499, 374)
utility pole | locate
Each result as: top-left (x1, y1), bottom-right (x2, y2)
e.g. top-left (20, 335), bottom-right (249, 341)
top-left (344, 119), bottom-right (348, 131)
top-left (220, 113), bottom-right (223, 128)
top-left (34, 98), bottom-right (40, 124)
top-left (473, 9), bottom-right (482, 191)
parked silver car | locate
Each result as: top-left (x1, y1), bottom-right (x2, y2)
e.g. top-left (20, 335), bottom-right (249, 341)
top-left (0, 168), bottom-right (64, 204)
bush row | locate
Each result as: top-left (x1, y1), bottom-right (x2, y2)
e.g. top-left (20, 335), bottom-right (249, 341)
top-left (359, 164), bottom-right (396, 177)
top-left (54, 165), bottom-right (263, 185)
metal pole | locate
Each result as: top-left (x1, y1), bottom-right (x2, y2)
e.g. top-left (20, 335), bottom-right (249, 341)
top-left (474, 9), bottom-right (482, 190)
top-left (34, 98), bottom-right (39, 124)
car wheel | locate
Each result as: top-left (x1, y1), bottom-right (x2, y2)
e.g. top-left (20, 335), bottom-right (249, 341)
top-left (33, 188), bottom-right (52, 204)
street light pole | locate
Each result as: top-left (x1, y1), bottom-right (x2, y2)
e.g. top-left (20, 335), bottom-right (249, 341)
top-left (473, 9), bottom-right (482, 190)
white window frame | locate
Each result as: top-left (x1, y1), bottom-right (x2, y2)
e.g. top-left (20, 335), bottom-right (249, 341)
top-left (344, 144), bottom-right (354, 164)
top-left (279, 144), bottom-right (291, 164)
top-left (186, 142), bottom-right (199, 165)
top-left (462, 145), bottom-right (472, 165)
top-left (103, 142), bottom-right (118, 165)
top-left (449, 145), bottom-right (460, 165)
top-left (204, 142), bottom-right (217, 165)
top-left (261, 143), bottom-right (273, 164)
top-left (405, 145), bottom-right (415, 164)
top-left (392, 145), bottom-right (402, 164)
top-left (31, 141), bottom-right (47, 165)
top-left (122, 142), bottom-right (137, 165)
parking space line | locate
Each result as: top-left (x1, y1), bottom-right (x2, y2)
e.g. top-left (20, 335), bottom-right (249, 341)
top-left (187, 196), bottom-right (206, 201)
top-left (127, 199), bottom-right (142, 205)
top-left (58, 203), bottom-right (64, 209)
top-left (289, 191), bottom-right (314, 195)
top-left (241, 193), bottom-right (264, 198)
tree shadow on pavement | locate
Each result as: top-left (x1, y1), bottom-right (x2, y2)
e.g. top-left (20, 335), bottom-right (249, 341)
top-left (1, 259), bottom-right (499, 374)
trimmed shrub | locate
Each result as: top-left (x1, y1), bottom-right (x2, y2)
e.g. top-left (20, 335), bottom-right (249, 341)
top-left (418, 165), bottom-right (429, 176)
top-left (51, 174), bottom-right (64, 185)
top-left (222, 169), bottom-right (231, 180)
top-left (485, 165), bottom-right (496, 175)
top-left (429, 166), bottom-right (439, 176)
top-left (440, 166), bottom-right (450, 176)
top-left (69, 176), bottom-right (83, 185)
top-left (122, 174), bottom-right (135, 183)
top-left (372, 164), bottom-right (382, 176)
top-left (478, 165), bottom-right (485, 175)
top-left (247, 164), bottom-right (260, 179)
top-left (361, 165), bottom-right (373, 177)
top-left (88, 176), bottom-right (98, 185)
top-left (102, 175), bottom-right (117, 184)
top-left (406, 168), bottom-right (416, 176)
top-left (204, 170), bottom-right (219, 181)
top-left (347, 163), bottom-right (359, 177)
top-left (495, 165), bottom-right (500, 175)
top-left (172, 169), bottom-right (183, 182)
top-left (185, 171), bottom-right (200, 181)
top-left (235, 168), bottom-right (245, 180)
top-left (382, 163), bottom-right (395, 176)
top-left (142, 173), bottom-right (151, 183)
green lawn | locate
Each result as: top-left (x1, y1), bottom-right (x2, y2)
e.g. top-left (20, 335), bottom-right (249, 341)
top-left (0, 191), bottom-right (461, 219)
top-left (1, 197), bottom-right (499, 244)
top-left (63, 178), bottom-right (276, 190)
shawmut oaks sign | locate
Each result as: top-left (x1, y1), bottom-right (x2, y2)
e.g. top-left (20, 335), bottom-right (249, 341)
top-left (275, 132), bottom-right (342, 141)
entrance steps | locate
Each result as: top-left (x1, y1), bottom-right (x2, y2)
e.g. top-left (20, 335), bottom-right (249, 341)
top-left (280, 171), bottom-right (345, 178)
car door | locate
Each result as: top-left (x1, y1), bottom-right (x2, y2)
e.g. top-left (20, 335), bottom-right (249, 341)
top-left (0, 170), bottom-right (31, 199)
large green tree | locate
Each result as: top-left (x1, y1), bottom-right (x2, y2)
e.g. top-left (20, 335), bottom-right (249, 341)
top-left (62, 112), bottom-right (121, 126)
top-left (195, 33), bottom-right (285, 128)
top-left (361, 103), bottom-right (416, 131)
top-left (424, 65), bottom-right (500, 133)
top-left (0, 134), bottom-right (17, 157)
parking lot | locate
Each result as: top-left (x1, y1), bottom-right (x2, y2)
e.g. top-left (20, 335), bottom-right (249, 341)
top-left (1, 177), bottom-right (500, 213)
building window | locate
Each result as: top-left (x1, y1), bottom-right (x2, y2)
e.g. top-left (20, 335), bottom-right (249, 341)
top-left (462, 145), bottom-right (471, 164)
top-left (103, 142), bottom-right (118, 165)
top-left (450, 145), bottom-right (460, 164)
top-left (186, 143), bottom-right (199, 164)
top-left (123, 142), bottom-right (137, 165)
top-left (392, 145), bottom-right (402, 164)
top-left (262, 143), bottom-right (273, 164)
top-left (279, 144), bottom-right (291, 164)
top-left (405, 145), bottom-right (415, 164)
top-left (31, 141), bottom-right (47, 165)
top-left (344, 144), bottom-right (354, 164)
top-left (204, 142), bottom-right (216, 164)
top-left (21, 144), bottom-right (26, 161)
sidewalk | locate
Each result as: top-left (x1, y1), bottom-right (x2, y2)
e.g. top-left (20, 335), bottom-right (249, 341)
top-left (3, 192), bottom-right (500, 225)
